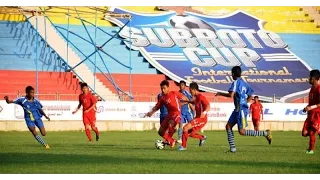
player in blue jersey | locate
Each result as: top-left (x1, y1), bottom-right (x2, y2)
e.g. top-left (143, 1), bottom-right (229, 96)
top-left (157, 93), bottom-right (168, 124)
top-left (215, 66), bottom-right (272, 153)
top-left (177, 80), bottom-right (194, 144)
top-left (4, 86), bottom-right (50, 149)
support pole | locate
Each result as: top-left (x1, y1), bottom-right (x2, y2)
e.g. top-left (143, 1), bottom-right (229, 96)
top-left (129, 19), bottom-right (132, 102)
top-left (35, 12), bottom-right (39, 96)
top-left (94, 8), bottom-right (97, 91)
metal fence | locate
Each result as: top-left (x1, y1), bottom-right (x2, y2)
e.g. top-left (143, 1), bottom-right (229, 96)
top-left (0, 92), bottom-right (308, 103)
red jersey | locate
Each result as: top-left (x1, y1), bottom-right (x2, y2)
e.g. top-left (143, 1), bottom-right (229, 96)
top-left (194, 93), bottom-right (210, 119)
top-left (250, 102), bottom-right (263, 120)
top-left (308, 85), bottom-right (320, 114)
top-left (155, 91), bottom-right (183, 115)
top-left (79, 93), bottom-right (97, 115)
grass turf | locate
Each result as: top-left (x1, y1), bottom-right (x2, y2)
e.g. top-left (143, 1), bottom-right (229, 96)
top-left (0, 131), bottom-right (319, 174)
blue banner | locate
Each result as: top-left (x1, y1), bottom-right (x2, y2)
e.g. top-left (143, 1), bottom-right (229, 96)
top-left (107, 7), bottom-right (311, 102)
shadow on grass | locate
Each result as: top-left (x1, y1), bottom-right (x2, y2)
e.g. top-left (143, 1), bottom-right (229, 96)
top-left (0, 151), bottom-right (319, 173)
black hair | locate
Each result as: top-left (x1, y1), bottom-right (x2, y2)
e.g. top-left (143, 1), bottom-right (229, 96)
top-left (25, 86), bottom-right (34, 94)
top-left (189, 82), bottom-right (199, 91)
top-left (254, 96), bottom-right (259, 99)
top-left (80, 82), bottom-right (88, 88)
top-left (160, 80), bottom-right (169, 87)
top-left (231, 66), bottom-right (242, 78)
top-left (179, 80), bottom-right (186, 85)
top-left (310, 69), bottom-right (320, 80)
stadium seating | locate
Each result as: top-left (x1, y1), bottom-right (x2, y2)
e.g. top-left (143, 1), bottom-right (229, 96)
top-left (0, 21), bottom-right (81, 100)
top-left (0, 6), bottom-right (320, 102)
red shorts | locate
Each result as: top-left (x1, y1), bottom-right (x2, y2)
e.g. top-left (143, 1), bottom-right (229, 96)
top-left (160, 114), bottom-right (181, 130)
top-left (303, 112), bottom-right (320, 133)
top-left (190, 117), bottom-right (207, 132)
top-left (252, 118), bottom-right (260, 127)
top-left (83, 113), bottom-right (96, 126)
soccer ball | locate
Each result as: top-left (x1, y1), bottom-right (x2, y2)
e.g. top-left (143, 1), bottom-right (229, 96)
top-left (155, 139), bottom-right (165, 150)
top-left (169, 15), bottom-right (215, 33)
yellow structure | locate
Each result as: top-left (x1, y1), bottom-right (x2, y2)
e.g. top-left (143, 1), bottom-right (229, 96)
top-left (1, 6), bottom-right (319, 33)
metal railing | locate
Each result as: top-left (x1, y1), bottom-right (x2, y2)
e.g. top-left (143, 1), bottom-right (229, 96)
top-left (0, 92), bottom-right (308, 103)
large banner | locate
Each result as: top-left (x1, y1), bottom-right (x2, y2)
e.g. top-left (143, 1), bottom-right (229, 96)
top-left (0, 101), bottom-right (309, 121)
top-left (106, 7), bottom-right (311, 102)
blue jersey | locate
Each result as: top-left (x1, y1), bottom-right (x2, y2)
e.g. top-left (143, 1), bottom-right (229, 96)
top-left (157, 93), bottom-right (168, 118)
top-left (13, 97), bottom-right (43, 121)
top-left (229, 78), bottom-right (254, 112)
top-left (179, 90), bottom-right (193, 114)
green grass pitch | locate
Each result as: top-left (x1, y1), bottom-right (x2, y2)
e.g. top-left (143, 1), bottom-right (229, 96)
top-left (0, 131), bottom-right (319, 174)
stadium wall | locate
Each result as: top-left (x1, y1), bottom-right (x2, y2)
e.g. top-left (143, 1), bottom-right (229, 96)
top-left (0, 101), bottom-right (307, 131)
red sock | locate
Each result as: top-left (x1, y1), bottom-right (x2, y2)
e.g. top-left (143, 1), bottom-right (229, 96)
top-left (168, 126), bottom-right (176, 138)
top-left (92, 126), bottom-right (100, 136)
top-left (190, 131), bottom-right (204, 140)
top-left (182, 130), bottom-right (189, 148)
top-left (85, 128), bottom-right (92, 141)
top-left (163, 132), bottom-right (174, 145)
top-left (309, 131), bottom-right (316, 150)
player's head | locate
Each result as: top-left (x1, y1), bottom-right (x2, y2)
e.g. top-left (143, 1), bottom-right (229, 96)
top-left (160, 80), bottom-right (169, 95)
top-left (254, 95), bottom-right (259, 103)
top-left (231, 66), bottom-right (242, 80)
top-left (189, 82), bottom-right (199, 96)
top-left (80, 82), bottom-right (89, 94)
top-left (25, 86), bottom-right (35, 99)
top-left (309, 69), bottom-right (320, 85)
top-left (179, 80), bottom-right (186, 91)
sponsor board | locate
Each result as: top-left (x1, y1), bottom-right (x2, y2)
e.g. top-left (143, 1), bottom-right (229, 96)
top-left (107, 7), bottom-right (311, 102)
top-left (0, 101), bottom-right (309, 122)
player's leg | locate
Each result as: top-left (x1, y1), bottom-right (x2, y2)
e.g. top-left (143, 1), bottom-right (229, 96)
top-left (28, 120), bottom-right (48, 148)
top-left (189, 119), bottom-right (207, 146)
top-left (158, 117), bottom-right (175, 147)
top-left (83, 116), bottom-right (92, 141)
top-left (35, 119), bottom-right (50, 148)
top-left (226, 111), bottom-right (237, 153)
top-left (306, 129), bottom-right (316, 154)
top-left (89, 115), bottom-right (100, 141)
top-left (178, 122), bottom-right (192, 150)
top-left (252, 118), bottom-right (259, 131)
top-left (177, 116), bottom-right (185, 144)
top-left (238, 109), bottom-right (272, 144)
top-left (168, 115), bottom-right (180, 138)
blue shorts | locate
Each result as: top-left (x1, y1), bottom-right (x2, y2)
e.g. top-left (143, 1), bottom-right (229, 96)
top-left (25, 118), bottom-right (44, 129)
top-left (160, 115), bottom-right (167, 125)
top-left (181, 112), bottom-right (193, 124)
top-left (228, 108), bottom-right (248, 130)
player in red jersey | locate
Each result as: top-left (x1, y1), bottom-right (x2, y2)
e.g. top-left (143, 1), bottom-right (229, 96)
top-left (249, 96), bottom-right (263, 131)
top-left (302, 70), bottom-right (320, 154)
top-left (177, 82), bottom-right (209, 150)
top-left (72, 82), bottom-right (100, 142)
top-left (145, 80), bottom-right (187, 148)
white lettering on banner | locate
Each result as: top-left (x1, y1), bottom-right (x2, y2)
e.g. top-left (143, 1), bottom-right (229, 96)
top-left (0, 101), bottom-right (309, 122)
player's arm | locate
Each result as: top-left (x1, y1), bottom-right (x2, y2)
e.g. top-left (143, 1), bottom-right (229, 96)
top-left (36, 100), bottom-right (50, 121)
top-left (145, 98), bottom-right (163, 117)
top-left (4, 96), bottom-right (14, 104)
top-left (72, 96), bottom-right (82, 114)
top-left (177, 92), bottom-right (192, 104)
top-left (215, 81), bottom-right (236, 98)
top-left (304, 88), bottom-right (320, 112)
top-left (39, 109), bottom-right (50, 121)
top-left (246, 86), bottom-right (254, 103)
top-left (200, 96), bottom-right (210, 118)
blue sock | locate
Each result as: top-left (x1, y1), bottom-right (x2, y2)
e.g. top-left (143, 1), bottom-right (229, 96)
top-left (244, 130), bottom-right (267, 136)
top-left (35, 135), bottom-right (46, 146)
top-left (227, 130), bottom-right (236, 151)
top-left (178, 128), bottom-right (183, 140)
